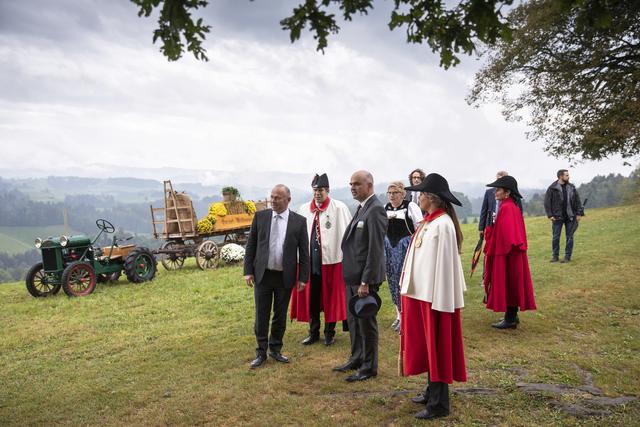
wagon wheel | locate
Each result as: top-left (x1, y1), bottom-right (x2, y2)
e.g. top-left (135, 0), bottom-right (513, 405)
top-left (160, 241), bottom-right (186, 271)
top-left (195, 240), bottom-right (218, 270)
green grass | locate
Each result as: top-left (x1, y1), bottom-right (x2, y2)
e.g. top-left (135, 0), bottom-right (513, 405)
top-left (1, 205), bottom-right (639, 426)
top-left (0, 225), bottom-right (80, 254)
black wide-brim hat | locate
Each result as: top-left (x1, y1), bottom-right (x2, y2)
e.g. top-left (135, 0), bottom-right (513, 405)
top-left (486, 175), bottom-right (522, 198)
top-left (348, 293), bottom-right (382, 319)
top-left (312, 173), bottom-right (330, 189)
top-left (405, 173), bottom-right (462, 206)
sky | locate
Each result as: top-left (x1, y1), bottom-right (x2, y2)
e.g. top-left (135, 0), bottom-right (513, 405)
top-left (0, 0), bottom-right (636, 191)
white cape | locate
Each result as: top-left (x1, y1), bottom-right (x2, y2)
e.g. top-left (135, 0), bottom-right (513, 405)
top-left (400, 214), bottom-right (466, 312)
top-left (298, 198), bottom-right (352, 265)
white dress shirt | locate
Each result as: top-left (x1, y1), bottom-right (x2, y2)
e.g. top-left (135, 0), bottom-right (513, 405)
top-left (267, 209), bottom-right (289, 271)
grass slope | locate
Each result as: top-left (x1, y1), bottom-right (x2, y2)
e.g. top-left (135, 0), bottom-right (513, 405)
top-left (0, 225), bottom-right (79, 254)
top-left (1, 205), bottom-right (639, 426)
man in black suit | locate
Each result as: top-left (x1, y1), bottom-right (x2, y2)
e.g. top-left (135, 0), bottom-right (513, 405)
top-left (243, 184), bottom-right (310, 369)
top-left (333, 170), bottom-right (388, 382)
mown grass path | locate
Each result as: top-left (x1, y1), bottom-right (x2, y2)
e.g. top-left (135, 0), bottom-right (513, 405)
top-left (1, 205), bottom-right (639, 426)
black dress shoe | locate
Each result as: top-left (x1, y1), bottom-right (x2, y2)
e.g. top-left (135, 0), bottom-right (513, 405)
top-left (250, 355), bottom-right (267, 369)
top-left (301, 335), bottom-right (319, 345)
top-left (414, 408), bottom-right (449, 420)
top-left (550, 257), bottom-right (559, 262)
top-left (492, 319), bottom-right (517, 329)
top-left (324, 335), bottom-right (335, 346)
top-left (268, 352), bottom-right (289, 363)
top-left (332, 360), bottom-right (360, 372)
top-left (411, 394), bottom-right (427, 404)
top-left (345, 371), bottom-right (377, 382)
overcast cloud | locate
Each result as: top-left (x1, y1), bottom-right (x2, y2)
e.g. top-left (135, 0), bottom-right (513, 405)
top-left (0, 0), bottom-right (636, 191)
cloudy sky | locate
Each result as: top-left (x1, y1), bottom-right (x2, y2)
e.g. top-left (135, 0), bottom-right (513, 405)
top-left (0, 0), bottom-right (636, 190)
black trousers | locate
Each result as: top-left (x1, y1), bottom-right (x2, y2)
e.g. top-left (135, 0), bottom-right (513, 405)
top-left (345, 283), bottom-right (379, 374)
top-left (254, 270), bottom-right (291, 356)
top-left (421, 374), bottom-right (450, 414)
top-left (309, 273), bottom-right (336, 338)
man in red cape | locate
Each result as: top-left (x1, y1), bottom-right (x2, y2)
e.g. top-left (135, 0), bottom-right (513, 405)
top-left (399, 173), bottom-right (467, 420)
top-left (290, 173), bottom-right (352, 345)
top-left (483, 175), bottom-right (536, 329)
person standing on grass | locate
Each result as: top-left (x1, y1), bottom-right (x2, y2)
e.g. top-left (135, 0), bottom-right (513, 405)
top-left (290, 173), bottom-right (352, 346)
top-left (483, 175), bottom-right (536, 329)
top-left (399, 173), bottom-right (467, 420)
top-left (333, 170), bottom-right (387, 382)
top-left (384, 181), bottom-right (422, 333)
top-left (544, 169), bottom-right (584, 263)
top-left (243, 184), bottom-right (309, 369)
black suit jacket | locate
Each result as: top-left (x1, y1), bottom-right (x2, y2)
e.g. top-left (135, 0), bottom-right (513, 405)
top-left (243, 209), bottom-right (310, 289)
top-left (341, 195), bottom-right (388, 287)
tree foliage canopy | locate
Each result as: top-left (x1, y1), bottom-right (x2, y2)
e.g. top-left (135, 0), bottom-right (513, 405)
top-left (131, 0), bottom-right (514, 68)
top-left (468, 0), bottom-right (640, 161)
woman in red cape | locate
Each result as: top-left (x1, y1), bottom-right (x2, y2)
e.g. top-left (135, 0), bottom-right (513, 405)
top-left (399, 173), bottom-right (467, 420)
top-left (483, 175), bottom-right (536, 329)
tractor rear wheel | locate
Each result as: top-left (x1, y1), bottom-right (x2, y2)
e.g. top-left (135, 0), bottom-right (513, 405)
top-left (124, 247), bottom-right (157, 283)
top-left (61, 262), bottom-right (97, 297)
top-left (25, 262), bottom-right (61, 297)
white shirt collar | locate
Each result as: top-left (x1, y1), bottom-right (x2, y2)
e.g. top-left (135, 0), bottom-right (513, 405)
top-left (272, 208), bottom-right (290, 221)
top-left (359, 193), bottom-right (375, 208)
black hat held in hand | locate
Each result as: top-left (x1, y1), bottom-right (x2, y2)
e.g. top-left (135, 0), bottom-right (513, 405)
top-left (348, 293), bottom-right (382, 319)
top-left (405, 173), bottom-right (462, 206)
top-left (486, 175), bottom-right (522, 199)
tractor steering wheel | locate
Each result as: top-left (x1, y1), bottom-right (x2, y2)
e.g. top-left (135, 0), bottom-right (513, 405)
top-left (96, 219), bottom-right (115, 233)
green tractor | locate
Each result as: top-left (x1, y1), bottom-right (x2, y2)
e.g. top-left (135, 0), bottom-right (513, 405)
top-left (25, 219), bottom-right (157, 297)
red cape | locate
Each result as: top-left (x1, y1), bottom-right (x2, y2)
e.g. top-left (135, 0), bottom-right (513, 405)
top-left (400, 296), bottom-right (467, 383)
top-left (483, 198), bottom-right (536, 312)
top-left (290, 262), bottom-right (346, 322)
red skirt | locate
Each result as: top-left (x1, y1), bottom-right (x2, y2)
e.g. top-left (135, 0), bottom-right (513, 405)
top-left (290, 263), bottom-right (346, 323)
top-left (400, 296), bottom-right (466, 383)
top-left (484, 250), bottom-right (536, 312)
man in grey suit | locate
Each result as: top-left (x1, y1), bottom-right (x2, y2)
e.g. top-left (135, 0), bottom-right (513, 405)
top-left (244, 184), bottom-right (310, 369)
top-left (333, 170), bottom-right (388, 382)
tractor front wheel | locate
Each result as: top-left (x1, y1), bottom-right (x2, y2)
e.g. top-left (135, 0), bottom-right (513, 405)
top-left (61, 262), bottom-right (97, 297)
top-left (124, 247), bottom-right (157, 283)
top-left (25, 262), bottom-right (61, 297)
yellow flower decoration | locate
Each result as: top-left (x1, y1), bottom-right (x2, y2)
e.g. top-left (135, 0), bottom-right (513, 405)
top-left (244, 200), bottom-right (256, 215)
top-left (197, 217), bottom-right (215, 234)
top-left (209, 202), bottom-right (227, 217)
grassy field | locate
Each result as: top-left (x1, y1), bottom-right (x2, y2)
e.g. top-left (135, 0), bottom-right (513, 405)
top-left (0, 225), bottom-right (79, 254)
top-left (1, 204), bottom-right (638, 426)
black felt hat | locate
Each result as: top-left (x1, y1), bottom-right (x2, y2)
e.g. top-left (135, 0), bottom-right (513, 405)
top-left (312, 173), bottom-right (330, 189)
top-left (405, 173), bottom-right (462, 206)
top-left (348, 293), bottom-right (382, 319)
top-left (486, 175), bottom-right (522, 198)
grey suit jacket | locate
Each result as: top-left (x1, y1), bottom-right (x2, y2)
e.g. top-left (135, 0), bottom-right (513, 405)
top-left (243, 209), bottom-right (310, 289)
top-left (340, 195), bottom-right (388, 287)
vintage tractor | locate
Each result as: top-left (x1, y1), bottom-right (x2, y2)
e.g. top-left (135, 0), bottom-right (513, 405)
top-left (25, 219), bottom-right (157, 297)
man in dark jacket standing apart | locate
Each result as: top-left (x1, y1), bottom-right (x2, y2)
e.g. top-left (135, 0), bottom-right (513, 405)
top-left (244, 184), bottom-right (310, 369)
top-left (544, 169), bottom-right (584, 263)
top-left (333, 170), bottom-right (388, 382)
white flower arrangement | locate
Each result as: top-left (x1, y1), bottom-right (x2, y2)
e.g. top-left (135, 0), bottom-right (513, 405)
top-left (220, 243), bottom-right (245, 263)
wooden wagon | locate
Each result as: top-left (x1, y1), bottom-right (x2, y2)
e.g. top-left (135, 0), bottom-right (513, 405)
top-left (150, 180), bottom-right (267, 270)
